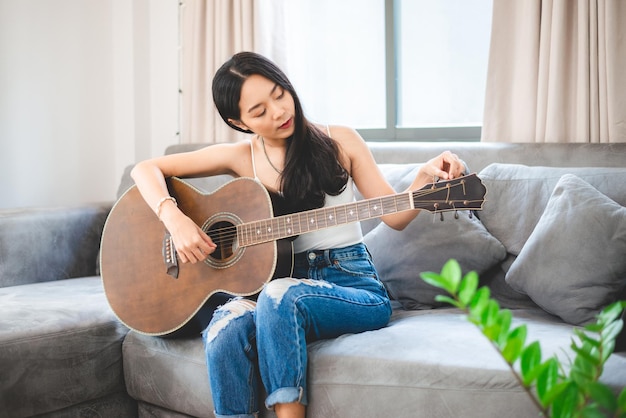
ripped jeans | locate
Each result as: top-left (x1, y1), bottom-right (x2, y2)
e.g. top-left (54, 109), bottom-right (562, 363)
top-left (202, 242), bottom-right (391, 418)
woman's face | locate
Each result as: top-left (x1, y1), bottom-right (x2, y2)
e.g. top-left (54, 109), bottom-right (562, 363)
top-left (233, 74), bottom-right (296, 140)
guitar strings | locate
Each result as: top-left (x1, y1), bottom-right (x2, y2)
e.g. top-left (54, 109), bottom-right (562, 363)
top-left (204, 202), bottom-right (482, 248)
top-left (201, 183), bottom-right (478, 246)
top-left (203, 182), bottom-right (475, 243)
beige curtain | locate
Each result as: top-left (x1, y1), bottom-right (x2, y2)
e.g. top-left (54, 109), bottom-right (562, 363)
top-left (180, 0), bottom-right (255, 144)
top-left (482, 0), bottom-right (626, 143)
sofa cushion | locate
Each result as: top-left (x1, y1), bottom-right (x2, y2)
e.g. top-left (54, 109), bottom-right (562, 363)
top-left (0, 204), bottom-right (110, 287)
top-left (365, 215), bottom-right (506, 309)
top-left (506, 174), bottom-right (626, 325)
top-left (478, 164), bottom-right (626, 257)
top-left (364, 168), bottom-right (506, 309)
top-left (123, 307), bottom-right (626, 418)
top-left (123, 331), bottom-right (215, 417)
top-left (0, 277), bottom-right (130, 417)
top-left (307, 307), bottom-right (626, 418)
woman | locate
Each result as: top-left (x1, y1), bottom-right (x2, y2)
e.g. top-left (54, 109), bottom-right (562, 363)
top-left (131, 52), bottom-right (465, 418)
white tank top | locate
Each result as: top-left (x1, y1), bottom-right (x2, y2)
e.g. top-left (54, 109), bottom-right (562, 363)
top-left (291, 177), bottom-right (364, 253)
top-left (250, 127), bottom-right (363, 253)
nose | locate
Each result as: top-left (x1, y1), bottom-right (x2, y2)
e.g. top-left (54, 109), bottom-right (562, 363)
top-left (270, 102), bottom-right (285, 121)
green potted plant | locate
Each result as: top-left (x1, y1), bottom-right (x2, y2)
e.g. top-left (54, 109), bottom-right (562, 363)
top-left (421, 259), bottom-right (626, 418)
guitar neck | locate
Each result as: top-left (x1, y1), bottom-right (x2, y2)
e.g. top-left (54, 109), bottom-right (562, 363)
top-left (236, 173), bottom-right (483, 248)
top-left (238, 192), bottom-right (414, 247)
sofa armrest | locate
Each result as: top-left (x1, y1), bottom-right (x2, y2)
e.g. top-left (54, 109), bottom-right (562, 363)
top-left (0, 202), bottom-right (112, 288)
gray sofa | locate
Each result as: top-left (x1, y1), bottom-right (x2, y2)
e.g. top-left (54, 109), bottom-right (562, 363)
top-left (1, 142), bottom-right (625, 418)
top-left (0, 204), bottom-right (136, 417)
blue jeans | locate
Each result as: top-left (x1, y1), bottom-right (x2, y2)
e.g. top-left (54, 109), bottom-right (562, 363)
top-left (202, 242), bottom-right (391, 418)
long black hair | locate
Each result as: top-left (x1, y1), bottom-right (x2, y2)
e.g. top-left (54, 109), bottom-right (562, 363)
top-left (212, 52), bottom-right (348, 212)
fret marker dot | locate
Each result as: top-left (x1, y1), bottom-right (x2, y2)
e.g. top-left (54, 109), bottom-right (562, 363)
top-left (310, 218), bottom-right (315, 224)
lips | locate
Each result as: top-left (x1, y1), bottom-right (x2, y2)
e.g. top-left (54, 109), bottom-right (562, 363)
top-left (279, 118), bottom-right (293, 130)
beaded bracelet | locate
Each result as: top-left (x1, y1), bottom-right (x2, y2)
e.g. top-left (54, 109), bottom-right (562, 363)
top-left (155, 196), bottom-right (177, 220)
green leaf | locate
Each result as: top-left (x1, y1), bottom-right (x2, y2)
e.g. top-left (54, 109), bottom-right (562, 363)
top-left (602, 341), bottom-right (616, 363)
top-left (502, 331), bottom-right (524, 364)
top-left (481, 299), bottom-right (500, 327)
top-left (521, 341), bottom-right (542, 385)
top-left (570, 352), bottom-right (598, 386)
top-left (573, 330), bottom-right (601, 350)
top-left (545, 381), bottom-right (575, 418)
top-left (496, 310), bottom-right (513, 346)
top-left (596, 300), bottom-right (626, 324)
top-left (584, 322), bottom-right (604, 333)
top-left (616, 397), bottom-right (626, 418)
top-left (537, 358), bottom-right (559, 406)
top-left (586, 381), bottom-right (618, 412)
top-left (580, 405), bottom-right (611, 418)
top-left (483, 323), bottom-right (501, 343)
top-left (468, 287), bottom-right (491, 321)
top-left (434, 295), bottom-right (462, 308)
top-left (601, 320), bottom-right (624, 345)
top-left (458, 271), bottom-right (479, 307)
top-left (508, 325), bottom-right (527, 345)
top-left (420, 272), bottom-right (448, 291)
top-left (570, 344), bottom-right (601, 369)
top-left (617, 387), bottom-right (626, 412)
top-left (440, 259), bottom-right (462, 295)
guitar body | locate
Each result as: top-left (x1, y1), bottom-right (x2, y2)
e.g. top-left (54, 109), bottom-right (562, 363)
top-left (100, 177), bottom-right (293, 336)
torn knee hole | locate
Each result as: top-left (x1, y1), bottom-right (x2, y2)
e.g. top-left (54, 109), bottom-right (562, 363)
top-left (204, 299), bottom-right (256, 344)
top-left (264, 278), bottom-right (331, 305)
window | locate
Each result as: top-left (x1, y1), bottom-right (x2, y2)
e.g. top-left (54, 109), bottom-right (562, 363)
top-left (257, 0), bottom-right (493, 141)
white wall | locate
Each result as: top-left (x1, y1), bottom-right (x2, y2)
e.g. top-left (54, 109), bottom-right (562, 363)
top-left (0, 0), bottom-right (179, 209)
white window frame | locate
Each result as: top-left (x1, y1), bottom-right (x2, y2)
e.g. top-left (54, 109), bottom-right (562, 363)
top-left (359, 0), bottom-right (486, 142)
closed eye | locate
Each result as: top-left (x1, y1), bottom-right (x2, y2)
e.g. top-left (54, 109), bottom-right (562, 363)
top-left (249, 84), bottom-right (284, 117)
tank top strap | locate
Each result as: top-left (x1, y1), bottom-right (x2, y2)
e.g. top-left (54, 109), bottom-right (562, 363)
top-left (326, 125), bottom-right (331, 138)
top-left (249, 139), bottom-right (259, 180)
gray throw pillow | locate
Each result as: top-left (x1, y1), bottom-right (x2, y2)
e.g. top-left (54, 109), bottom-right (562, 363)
top-left (505, 174), bottom-right (626, 325)
top-left (364, 170), bottom-right (507, 309)
top-left (478, 164), bottom-right (626, 257)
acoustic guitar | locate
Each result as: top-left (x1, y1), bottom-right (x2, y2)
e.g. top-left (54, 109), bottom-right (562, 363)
top-left (100, 174), bottom-right (486, 336)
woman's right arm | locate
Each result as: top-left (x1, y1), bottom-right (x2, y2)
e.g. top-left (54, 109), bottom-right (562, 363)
top-left (129, 143), bottom-right (246, 264)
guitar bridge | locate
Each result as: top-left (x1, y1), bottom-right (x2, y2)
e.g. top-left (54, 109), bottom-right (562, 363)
top-left (163, 232), bottom-right (179, 278)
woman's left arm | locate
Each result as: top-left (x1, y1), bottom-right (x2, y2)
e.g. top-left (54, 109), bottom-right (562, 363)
top-left (334, 126), bottom-right (466, 231)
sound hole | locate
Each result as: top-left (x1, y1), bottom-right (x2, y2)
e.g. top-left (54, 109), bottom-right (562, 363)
top-left (206, 221), bottom-right (236, 261)
top-left (202, 214), bottom-right (244, 269)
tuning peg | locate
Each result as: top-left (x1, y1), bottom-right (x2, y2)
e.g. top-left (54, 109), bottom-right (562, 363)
top-left (454, 210), bottom-right (459, 219)
top-left (468, 211), bottom-right (473, 219)
top-left (440, 212), bottom-right (444, 222)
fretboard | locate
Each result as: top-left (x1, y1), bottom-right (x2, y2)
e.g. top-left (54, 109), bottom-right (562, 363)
top-left (237, 192), bottom-right (413, 247)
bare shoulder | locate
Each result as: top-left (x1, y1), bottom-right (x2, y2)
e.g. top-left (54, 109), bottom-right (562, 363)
top-left (324, 124), bottom-right (369, 157)
top-left (196, 140), bottom-right (253, 176)
top-left (161, 140), bottom-right (252, 177)
top-left (313, 124), bottom-right (373, 174)
top-left (326, 125), bottom-right (362, 144)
